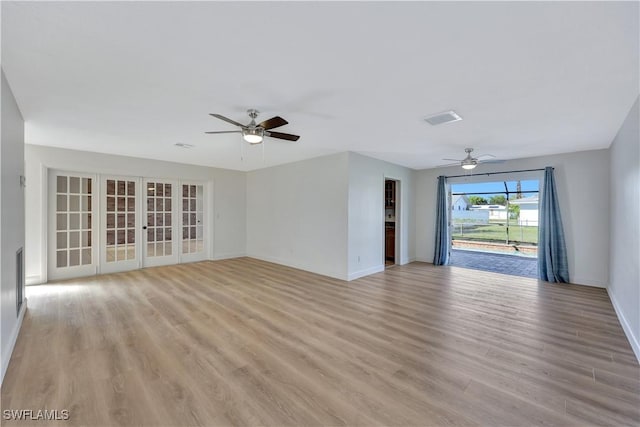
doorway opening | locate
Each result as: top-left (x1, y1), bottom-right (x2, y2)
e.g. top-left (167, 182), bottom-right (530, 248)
top-left (384, 179), bottom-right (398, 267)
top-left (449, 178), bottom-right (539, 278)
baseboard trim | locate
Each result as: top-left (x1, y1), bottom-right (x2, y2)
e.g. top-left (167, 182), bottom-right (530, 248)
top-left (247, 254), bottom-right (347, 281)
top-left (26, 275), bottom-right (42, 285)
top-left (348, 265), bottom-right (385, 281)
top-left (1, 298), bottom-right (27, 386)
top-left (211, 253), bottom-right (247, 261)
top-left (572, 276), bottom-right (607, 288)
top-left (608, 289), bottom-right (640, 363)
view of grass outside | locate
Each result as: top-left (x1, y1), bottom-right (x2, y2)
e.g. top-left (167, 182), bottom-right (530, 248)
top-left (451, 222), bottom-right (538, 244)
top-left (450, 179), bottom-right (540, 256)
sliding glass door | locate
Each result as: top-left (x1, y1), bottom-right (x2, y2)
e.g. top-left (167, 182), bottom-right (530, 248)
top-left (449, 179), bottom-right (540, 257)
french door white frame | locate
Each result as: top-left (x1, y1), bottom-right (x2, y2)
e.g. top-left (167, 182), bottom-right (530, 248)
top-left (46, 170), bottom-right (210, 280)
top-left (47, 170), bottom-right (98, 281)
top-left (179, 181), bottom-right (208, 263)
top-left (142, 178), bottom-right (180, 267)
top-left (100, 176), bottom-right (142, 274)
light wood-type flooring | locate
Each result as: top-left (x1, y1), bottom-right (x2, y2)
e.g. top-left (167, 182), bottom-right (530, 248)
top-left (2, 258), bottom-right (639, 426)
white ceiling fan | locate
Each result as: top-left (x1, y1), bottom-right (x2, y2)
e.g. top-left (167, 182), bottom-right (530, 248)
top-left (441, 148), bottom-right (504, 170)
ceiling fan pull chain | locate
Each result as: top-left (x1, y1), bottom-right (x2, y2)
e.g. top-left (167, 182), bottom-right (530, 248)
top-left (262, 140), bottom-right (265, 164)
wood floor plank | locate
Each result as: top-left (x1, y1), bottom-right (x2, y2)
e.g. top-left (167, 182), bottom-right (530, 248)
top-left (1, 259), bottom-right (638, 426)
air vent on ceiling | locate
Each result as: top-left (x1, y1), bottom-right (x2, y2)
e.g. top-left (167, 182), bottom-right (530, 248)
top-left (425, 110), bottom-right (462, 126)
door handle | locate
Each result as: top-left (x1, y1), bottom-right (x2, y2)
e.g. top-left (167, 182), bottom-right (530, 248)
top-left (143, 226), bottom-right (147, 230)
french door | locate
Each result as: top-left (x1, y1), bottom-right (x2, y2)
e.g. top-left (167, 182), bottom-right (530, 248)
top-left (143, 180), bottom-right (179, 267)
top-left (180, 182), bottom-right (206, 263)
top-left (48, 171), bottom-right (208, 279)
top-left (48, 170), bottom-right (98, 280)
top-left (100, 177), bottom-right (140, 274)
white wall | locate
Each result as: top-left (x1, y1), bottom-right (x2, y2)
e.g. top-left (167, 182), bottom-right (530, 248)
top-left (416, 149), bottom-right (611, 287)
top-left (608, 96), bottom-right (640, 361)
top-left (347, 152), bottom-right (415, 280)
top-left (1, 70), bottom-right (26, 383)
top-left (246, 153), bottom-right (349, 280)
top-left (24, 145), bottom-right (246, 283)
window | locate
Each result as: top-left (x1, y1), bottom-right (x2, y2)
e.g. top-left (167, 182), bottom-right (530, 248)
top-left (450, 179), bottom-right (540, 257)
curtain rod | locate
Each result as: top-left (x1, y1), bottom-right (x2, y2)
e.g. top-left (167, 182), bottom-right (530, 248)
top-left (442, 167), bottom-right (551, 179)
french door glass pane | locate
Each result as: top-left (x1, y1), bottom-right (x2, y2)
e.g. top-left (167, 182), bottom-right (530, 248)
top-left (106, 179), bottom-right (135, 262)
top-left (146, 182), bottom-right (172, 257)
top-left (56, 175), bottom-right (92, 267)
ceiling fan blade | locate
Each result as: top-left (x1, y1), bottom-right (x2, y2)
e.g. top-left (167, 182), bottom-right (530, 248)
top-left (258, 116), bottom-right (288, 130)
top-left (479, 159), bottom-right (505, 164)
top-left (442, 158), bottom-right (462, 162)
top-left (266, 131), bottom-right (300, 141)
top-left (204, 130), bottom-right (242, 134)
top-left (477, 154), bottom-right (496, 160)
top-left (209, 114), bottom-right (245, 128)
top-left (438, 162), bottom-right (461, 167)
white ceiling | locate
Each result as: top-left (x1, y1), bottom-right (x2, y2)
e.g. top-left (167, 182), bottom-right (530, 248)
top-left (2, 1), bottom-right (638, 171)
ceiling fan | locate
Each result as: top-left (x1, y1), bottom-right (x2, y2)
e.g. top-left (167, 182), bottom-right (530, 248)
top-left (442, 148), bottom-right (503, 170)
top-left (205, 109), bottom-right (300, 144)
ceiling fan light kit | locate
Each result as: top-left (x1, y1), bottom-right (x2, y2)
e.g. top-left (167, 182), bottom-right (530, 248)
top-left (243, 127), bottom-right (264, 144)
top-left (460, 148), bottom-right (479, 170)
top-left (461, 161), bottom-right (477, 170)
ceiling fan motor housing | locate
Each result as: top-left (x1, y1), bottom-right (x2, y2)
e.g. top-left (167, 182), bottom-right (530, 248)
top-left (247, 109), bottom-right (259, 120)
